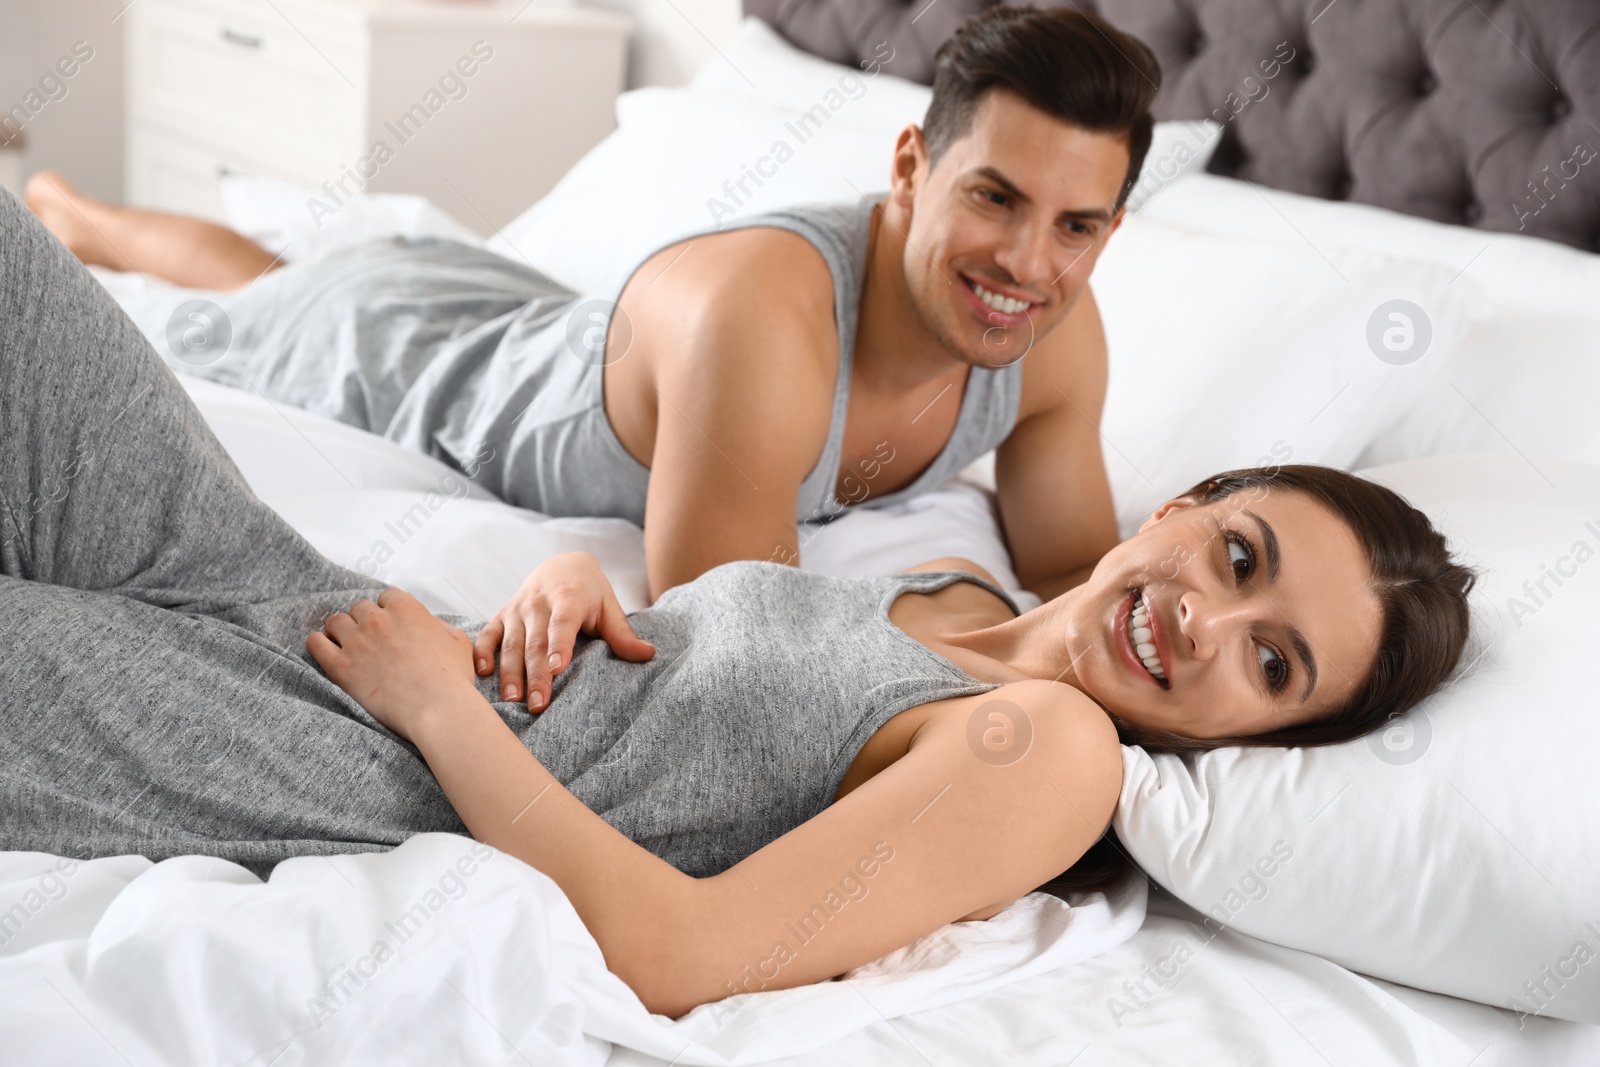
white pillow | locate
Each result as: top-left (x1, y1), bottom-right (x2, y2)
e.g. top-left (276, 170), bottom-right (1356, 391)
top-left (218, 173), bottom-right (484, 264)
top-left (488, 19), bottom-right (1219, 294)
top-left (1090, 212), bottom-right (1489, 538)
top-left (487, 86), bottom-right (898, 295)
top-left (1114, 454), bottom-right (1600, 1024)
top-left (1138, 174), bottom-right (1600, 469)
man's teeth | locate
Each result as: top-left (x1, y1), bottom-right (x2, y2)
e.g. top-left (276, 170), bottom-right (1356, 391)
top-left (970, 279), bottom-right (1033, 315)
top-left (1129, 596), bottom-right (1167, 681)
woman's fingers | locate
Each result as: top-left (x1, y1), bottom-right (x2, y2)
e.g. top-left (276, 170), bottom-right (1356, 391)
top-left (306, 629), bottom-right (343, 668)
top-left (545, 605), bottom-right (584, 680)
top-left (472, 617), bottom-right (503, 675)
top-left (497, 615), bottom-right (528, 703)
top-left (599, 594), bottom-right (656, 662)
top-left (521, 602), bottom-right (554, 711)
top-left (323, 611), bottom-right (356, 645)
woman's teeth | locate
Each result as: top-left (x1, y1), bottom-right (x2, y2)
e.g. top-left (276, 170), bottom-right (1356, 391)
top-left (969, 279), bottom-right (1033, 315)
top-left (1129, 595), bottom-right (1167, 682)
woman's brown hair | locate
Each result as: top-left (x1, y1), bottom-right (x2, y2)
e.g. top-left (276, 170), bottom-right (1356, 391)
top-left (1036, 464), bottom-right (1477, 897)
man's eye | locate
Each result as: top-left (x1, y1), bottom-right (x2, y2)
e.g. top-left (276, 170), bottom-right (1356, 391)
top-left (1225, 534), bottom-right (1255, 583)
top-left (979, 189), bottom-right (1009, 207)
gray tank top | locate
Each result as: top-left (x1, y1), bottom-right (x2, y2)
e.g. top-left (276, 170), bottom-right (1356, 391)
top-left (460, 198), bottom-right (1025, 526)
top-left (183, 198), bottom-right (1023, 527)
top-left (702, 199), bottom-right (1026, 524)
top-left (487, 562), bottom-right (1022, 878)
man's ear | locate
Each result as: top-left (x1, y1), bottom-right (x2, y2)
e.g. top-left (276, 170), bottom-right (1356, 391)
top-left (1105, 205), bottom-right (1126, 240)
top-left (1137, 495), bottom-right (1198, 534)
top-left (889, 124), bottom-right (926, 209)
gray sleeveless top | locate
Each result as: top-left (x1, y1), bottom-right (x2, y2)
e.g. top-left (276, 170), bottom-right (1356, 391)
top-left (475, 198), bottom-right (1025, 525)
top-left (175, 199), bottom-right (1024, 528)
top-left (490, 562), bottom-right (1021, 878)
top-left (692, 199), bottom-right (1027, 525)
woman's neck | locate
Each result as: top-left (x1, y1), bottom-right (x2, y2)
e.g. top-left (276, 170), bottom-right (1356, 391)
top-left (948, 586), bottom-right (1089, 692)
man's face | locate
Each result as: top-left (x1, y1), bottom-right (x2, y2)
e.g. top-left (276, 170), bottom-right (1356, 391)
top-left (889, 89), bottom-right (1131, 368)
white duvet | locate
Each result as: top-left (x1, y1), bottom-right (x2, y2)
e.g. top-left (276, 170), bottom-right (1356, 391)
top-left (0, 837), bottom-right (1144, 1066)
top-left (6, 369), bottom-right (1595, 1067)
top-left (14, 38), bottom-right (1600, 1051)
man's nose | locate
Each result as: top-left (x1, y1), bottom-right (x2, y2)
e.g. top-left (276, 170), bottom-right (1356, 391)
top-left (991, 225), bottom-right (1054, 292)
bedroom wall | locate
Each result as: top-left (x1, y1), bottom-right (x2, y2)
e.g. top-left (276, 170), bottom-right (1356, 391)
top-left (0, 0), bottom-right (127, 202)
top-left (583, 0), bottom-right (741, 88)
top-left (0, 0), bottom-right (740, 204)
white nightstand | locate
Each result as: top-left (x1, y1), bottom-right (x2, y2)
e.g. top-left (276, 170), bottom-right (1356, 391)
top-left (126, 0), bottom-right (632, 234)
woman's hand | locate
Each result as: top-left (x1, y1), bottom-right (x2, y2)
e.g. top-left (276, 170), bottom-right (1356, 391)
top-left (473, 551), bottom-right (655, 711)
top-left (308, 588), bottom-right (481, 743)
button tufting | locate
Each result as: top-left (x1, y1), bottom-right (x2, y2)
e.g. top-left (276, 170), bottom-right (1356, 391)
top-left (1332, 173), bottom-right (1353, 200)
top-left (1417, 71), bottom-right (1437, 96)
top-left (1462, 200), bottom-right (1483, 224)
top-left (1549, 93), bottom-right (1572, 123)
top-left (1298, 49), bottom-right (1315, 75)
top-left (1189, 31), bottom-right (1206, 57)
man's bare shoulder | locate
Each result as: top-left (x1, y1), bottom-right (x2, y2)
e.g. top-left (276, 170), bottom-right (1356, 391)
top-left (631, 226), bottom-right (835, 330)
top-left (609, 226), bottom-right (842, 474)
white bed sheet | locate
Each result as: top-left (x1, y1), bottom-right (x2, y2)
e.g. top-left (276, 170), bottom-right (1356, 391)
top-left (37, 146), bottom-right (1600, 1059)
top-left (5, 362), bottom-right (1594, 1064)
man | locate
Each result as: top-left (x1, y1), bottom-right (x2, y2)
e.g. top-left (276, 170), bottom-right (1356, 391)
top-left (27, 6), bottom-right (1158, 606)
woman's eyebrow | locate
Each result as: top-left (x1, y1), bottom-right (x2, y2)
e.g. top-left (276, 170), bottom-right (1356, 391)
top-left (1244, 509), bottom-right (1317, 700)
top-left (1242, 510), bottom-right (1281, 580)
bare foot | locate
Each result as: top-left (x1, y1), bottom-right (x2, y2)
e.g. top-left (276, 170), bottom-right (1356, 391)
top-left (24, 171), bottom-right (132, 270)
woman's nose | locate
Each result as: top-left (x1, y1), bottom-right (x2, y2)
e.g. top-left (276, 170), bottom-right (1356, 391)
top-left (1177, 590), bottom-right (1258, 661)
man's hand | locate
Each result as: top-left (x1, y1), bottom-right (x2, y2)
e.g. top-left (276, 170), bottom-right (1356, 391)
top-left (308, 588), bottom-right (480, 743)
top-left (472, 552), bottom-right (656, 712)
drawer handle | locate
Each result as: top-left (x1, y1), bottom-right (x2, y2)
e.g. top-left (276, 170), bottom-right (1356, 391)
top-left (219, 26), bottom-right (263, 49)
top-left (215, 164), bottom-right (237, 179)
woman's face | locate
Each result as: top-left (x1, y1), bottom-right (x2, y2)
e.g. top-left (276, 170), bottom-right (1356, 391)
top-left (1061, 487), bottom-right (1383, 739)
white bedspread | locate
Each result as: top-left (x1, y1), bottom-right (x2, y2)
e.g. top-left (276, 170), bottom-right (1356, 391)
top-left (17, 227), bottom-right (1593, 1065)
top-left (8, 370), bottom-right (1594, 1066)
top-left (0, 835), bottom-right (1144, 1065)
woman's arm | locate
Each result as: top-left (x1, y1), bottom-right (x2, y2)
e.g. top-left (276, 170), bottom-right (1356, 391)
top-left (310, 592), bottom-right (1122, 1018)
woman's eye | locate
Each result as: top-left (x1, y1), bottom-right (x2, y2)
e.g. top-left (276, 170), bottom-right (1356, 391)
top-left (1257, 642), bottom-right (1290, 692)
top-left (1225, 534), bottom-right (1255, 583)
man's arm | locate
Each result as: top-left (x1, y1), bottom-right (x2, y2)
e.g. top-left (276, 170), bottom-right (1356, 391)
top-left (629, 231), bottom-right (838, 601)
top-left (993, 287), bottom-right (1121, 603)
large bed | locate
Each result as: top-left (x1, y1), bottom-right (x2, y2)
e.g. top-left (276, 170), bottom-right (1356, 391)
top-left (4, 1), bottom-right (1599, 1063)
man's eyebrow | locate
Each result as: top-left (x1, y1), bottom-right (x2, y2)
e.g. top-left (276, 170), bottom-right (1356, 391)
top-left (1244, 509), bottom-right (1318, 701)
top-left (970, 166), bottom-right (1114, 223)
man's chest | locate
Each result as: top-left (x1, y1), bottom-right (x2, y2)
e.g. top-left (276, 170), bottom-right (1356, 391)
top-left (835, 368), bottom-right (971, 504)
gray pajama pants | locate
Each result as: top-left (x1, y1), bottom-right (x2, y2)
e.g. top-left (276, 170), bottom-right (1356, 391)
top-left (0, 189), bottom-right (512, 877)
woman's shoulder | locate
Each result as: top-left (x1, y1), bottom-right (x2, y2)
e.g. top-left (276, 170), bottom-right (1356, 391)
top-left (901, 556), bottom-right (1003, 586)
top-left (899, 557), bottom-right (1020, 620)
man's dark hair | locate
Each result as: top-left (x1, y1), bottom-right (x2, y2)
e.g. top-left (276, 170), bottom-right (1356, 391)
top-left (921, 6), bottom-right (1162, 209)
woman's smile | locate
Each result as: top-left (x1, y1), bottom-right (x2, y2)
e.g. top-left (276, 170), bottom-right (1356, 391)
top-left (1114, 588), bottom-right (1170, 689)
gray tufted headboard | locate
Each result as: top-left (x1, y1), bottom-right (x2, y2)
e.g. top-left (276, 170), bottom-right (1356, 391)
top-left (744, 0), bottom-right (1600, 252)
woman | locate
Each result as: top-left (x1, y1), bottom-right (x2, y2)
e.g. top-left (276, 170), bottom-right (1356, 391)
top-left (0, 193), bottom-right (1474, 1018)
